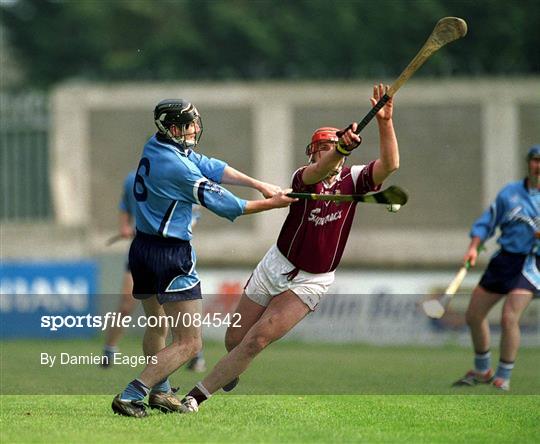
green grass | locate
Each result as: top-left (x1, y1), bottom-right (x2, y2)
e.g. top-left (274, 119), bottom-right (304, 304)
top-left (1, 338), bottom-right (539, 442)
top-left (1, 395), bottom-right (539, 443)
top-left (1, 338), bottom-right (540, 395)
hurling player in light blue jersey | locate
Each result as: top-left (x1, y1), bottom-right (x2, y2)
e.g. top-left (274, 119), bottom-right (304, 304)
top-left (101, 172), bottom-right (207, 372)
top-left (112, 99), bottom-right (295, 417)
top-left (454, 145), bottom-right (540, 391)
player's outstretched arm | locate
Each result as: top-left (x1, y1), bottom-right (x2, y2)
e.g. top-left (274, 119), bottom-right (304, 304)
top-left (243, 189), bottom-right (297, 214)
top-left (222, 166), bottom-right (281, 198)
top-left (371, 84), bottom-right (399, 185)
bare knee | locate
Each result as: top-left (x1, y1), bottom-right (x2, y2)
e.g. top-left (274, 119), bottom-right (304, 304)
top-left (465, 307), bottom-right (484, 327)
top-left (118, 308), bottom-right (132, 318)
top-left (118, 301), bottom-right (136, 317)
top-left (145, 323), bottom-right (168, 340)
top-left (500, 311), bottom-right (519, 331)
top-left (465, 287), bottom-right (491, 326)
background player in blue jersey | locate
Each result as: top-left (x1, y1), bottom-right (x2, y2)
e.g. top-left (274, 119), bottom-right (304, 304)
top-left (101, 172), bottom-right (207, 372)
top-left (112, 99), bottom-right (295, 417)
top-left (100, 170), bottom-right (137, 366)
top-left (454, 145), bottom-right (540, 391)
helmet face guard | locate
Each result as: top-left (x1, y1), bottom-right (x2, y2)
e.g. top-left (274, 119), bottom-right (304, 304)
top-left (154, 99), bottom-right (203, 149)
top-left (305, 127), bottom-right (339, 159)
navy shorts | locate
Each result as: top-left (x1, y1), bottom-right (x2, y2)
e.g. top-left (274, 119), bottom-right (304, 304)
top-left (129, 231), bottom-right (202, 304)
top-left (479, 250), bottom-right (539, 296)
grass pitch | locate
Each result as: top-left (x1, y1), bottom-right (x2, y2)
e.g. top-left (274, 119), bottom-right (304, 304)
top-left (2, 395), bottom-right (539, 443)
top-left (1, 338), bottom-right (539, 442)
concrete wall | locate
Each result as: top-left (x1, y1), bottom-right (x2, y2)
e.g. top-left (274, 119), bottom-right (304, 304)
top-left (5, 78), bottom-right (539, 266)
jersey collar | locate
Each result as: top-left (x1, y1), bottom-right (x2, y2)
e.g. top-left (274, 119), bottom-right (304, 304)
top-left (155, 132), bottom-right (191, 156)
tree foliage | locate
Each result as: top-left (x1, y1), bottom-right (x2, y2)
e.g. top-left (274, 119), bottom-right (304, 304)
top-left (1, 0), bottom-right (539, 88)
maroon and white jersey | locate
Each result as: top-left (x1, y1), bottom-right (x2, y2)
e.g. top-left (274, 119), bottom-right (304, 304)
top-left (276, 161), bottom-right (381, 273)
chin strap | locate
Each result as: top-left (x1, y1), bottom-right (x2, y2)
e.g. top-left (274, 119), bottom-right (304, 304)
top-left (321, 163), bottom-right (343, 182)
top-left (328, 165), bottom-right (342, 178)
top-left (165, 129), bottom-right (196, 150)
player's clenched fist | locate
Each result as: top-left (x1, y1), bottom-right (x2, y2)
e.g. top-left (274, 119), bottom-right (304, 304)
top-left (257, 181), bottom-right (282, 199)
top-left (270, 188), bottom-right (297, 208)
top-left (338, 122), bottom-right (362, 152)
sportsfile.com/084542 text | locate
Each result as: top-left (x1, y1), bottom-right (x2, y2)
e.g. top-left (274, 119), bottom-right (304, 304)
top-left (40, 312), bottom-right (242, 331)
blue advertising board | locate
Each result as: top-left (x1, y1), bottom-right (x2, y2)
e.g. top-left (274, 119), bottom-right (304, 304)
top-left (0, 261), bottom-right (98, 338)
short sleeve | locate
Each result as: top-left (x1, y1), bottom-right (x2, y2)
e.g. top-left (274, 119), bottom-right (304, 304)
top-left (291, 167), bottom-right (310, 192)
top-left (188, 151), bottom-right (227, 183)
top-left (351, 160), bottom-right (382, 194)
top-left (164, 160), bottom-right (246, 222)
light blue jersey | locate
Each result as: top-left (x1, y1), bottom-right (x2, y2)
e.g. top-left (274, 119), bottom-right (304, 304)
top-left (134, 134), bottom-right (247, 240)
top-left (470, 179), bottom-right (540, 254)
top-left (119, 170), bottom-right (137, 219)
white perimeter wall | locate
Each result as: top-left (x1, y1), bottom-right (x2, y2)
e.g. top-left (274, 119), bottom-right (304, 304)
top-left (19, 79), bottom-right (540, 265)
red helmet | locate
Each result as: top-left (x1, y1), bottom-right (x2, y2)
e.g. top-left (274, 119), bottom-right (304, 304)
top-left (305, 127), bottom-right (339, 157)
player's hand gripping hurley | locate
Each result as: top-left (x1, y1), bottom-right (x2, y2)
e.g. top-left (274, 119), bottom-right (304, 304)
top-left (422, 245), bottom-right (483, 319)
top-left (309, 17), bottom-right (467, 208)
top-left (338, 17), bottom-right (467, 138)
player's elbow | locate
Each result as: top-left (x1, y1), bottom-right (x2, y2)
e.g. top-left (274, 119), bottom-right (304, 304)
top-left (386, 157), bottom-right (399, 173)
top-left (221, 211), bottom-right (241, 222)
top-left (375, 156), bottom-right (399, 178)
top-left (383, 160), bottom-right (399, 176)
top-left (373, 160), bottom-right (399, 185)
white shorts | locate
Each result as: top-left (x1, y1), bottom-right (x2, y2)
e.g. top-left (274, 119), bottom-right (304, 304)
top-left (244, 245), bottom-right (335, 311)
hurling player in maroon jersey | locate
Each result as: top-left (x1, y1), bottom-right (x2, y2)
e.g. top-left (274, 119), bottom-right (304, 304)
top-left (179, 84), bottom-right (399, 412)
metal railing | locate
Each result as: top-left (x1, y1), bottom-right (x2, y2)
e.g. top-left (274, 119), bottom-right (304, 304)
top-left (0, 92), bottom-right (52, 221)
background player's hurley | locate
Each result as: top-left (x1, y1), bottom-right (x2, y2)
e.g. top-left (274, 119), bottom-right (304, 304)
top-left (422, 262), bottom-right (470, 319)
top-left (422, 246), bottom-right (483, 319)
top-left (106, 234), bottom-right (125, 246)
